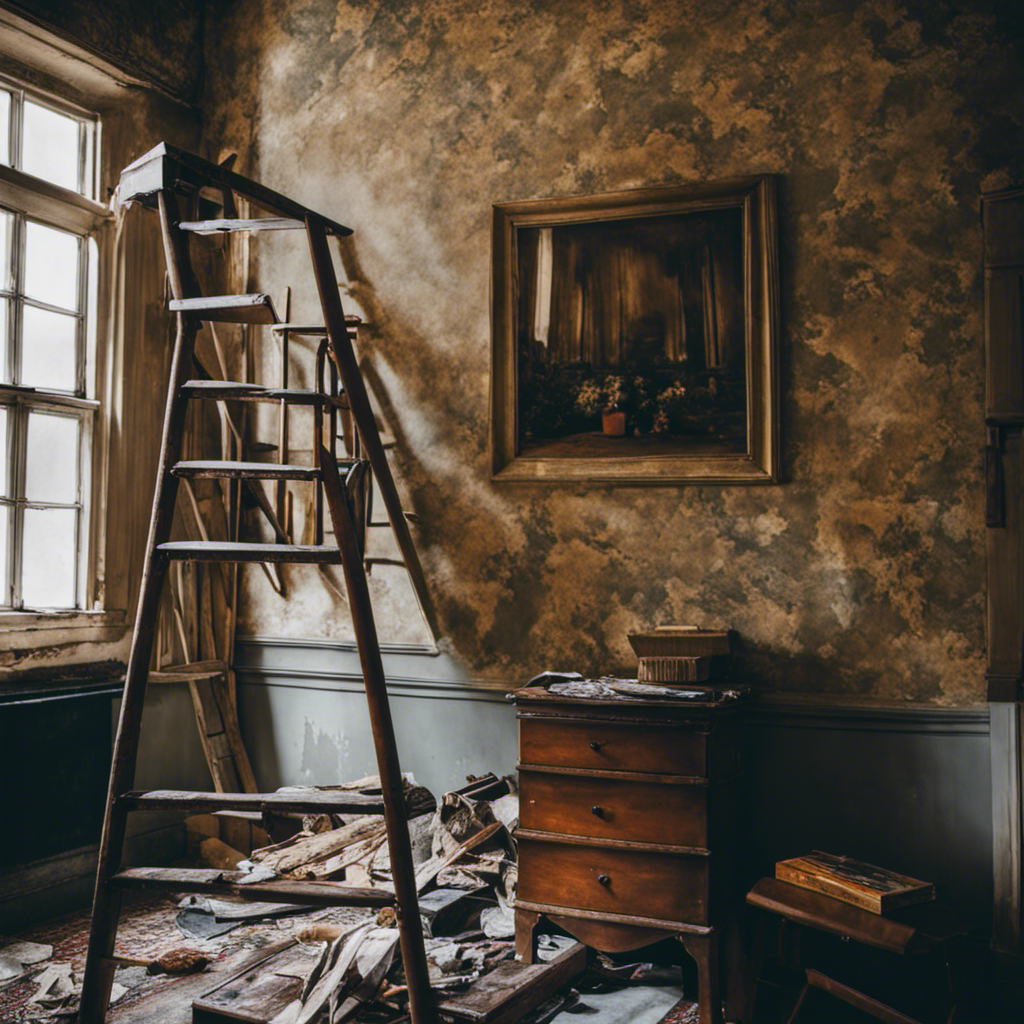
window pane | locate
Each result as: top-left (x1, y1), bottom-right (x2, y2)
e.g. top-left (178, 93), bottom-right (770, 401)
top-left (0, 504), bottom-right (7, 605)
top-left (22, 101), bottom-right (80, 192)
top-left (86, 237), bottom-right (98, 393)
top-left (21, 305), bottom-right (77, 390)
top-left (25, 411), bottom-right (78, 503)
top-left (0, 209), bottom-right (12, 292)
top-left (24, 222), bottom-right (79, 310)
top-left (0, 91), bottom-right (10, 166)
top-left (21, 506), bottom-right (76, 607)
top-left (0, 298), bottom-right (8, 384)
top-left (0, 406), bottom-right (7, 495)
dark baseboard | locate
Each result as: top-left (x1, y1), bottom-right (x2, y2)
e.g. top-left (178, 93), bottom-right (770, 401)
top-left (0, 821), bottom-right (184, 931)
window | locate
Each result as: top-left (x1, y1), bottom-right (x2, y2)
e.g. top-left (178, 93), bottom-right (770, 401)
top-left (0, 78), bottom-right (103, 611)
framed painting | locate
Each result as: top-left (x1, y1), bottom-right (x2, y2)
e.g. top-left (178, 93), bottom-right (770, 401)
top-left (490, 176), bottom-right (780, 484)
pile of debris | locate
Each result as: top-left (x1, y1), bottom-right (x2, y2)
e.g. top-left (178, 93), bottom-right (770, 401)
top-left (178, 771), bottom-right (574, 1024)
top-left (242, 773), bottom-right (518, 908)
top-left (3, 769), bottom-right (696, 1023)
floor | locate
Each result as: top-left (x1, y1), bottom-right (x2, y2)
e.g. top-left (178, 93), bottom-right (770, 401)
top-left (0, 897), bottom-right (702, 1023)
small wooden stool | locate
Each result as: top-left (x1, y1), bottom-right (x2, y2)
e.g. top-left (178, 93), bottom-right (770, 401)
top-left (743, 878), bottom-right (972, 1024)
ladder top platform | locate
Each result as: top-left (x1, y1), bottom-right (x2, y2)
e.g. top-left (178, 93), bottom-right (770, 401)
top-left (119, 142), bottom-right (354, 237)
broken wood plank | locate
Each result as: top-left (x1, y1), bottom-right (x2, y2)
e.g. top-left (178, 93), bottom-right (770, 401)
top-left (191, 939), bottom-right (322, 1023)
top-left (105, 941), bottom-right (291, 1024)
top-left (250, 816), bottom-right (385, 875)
top-left (415, 821), bottom-right (504, 893)
top-left (268, 923), bottom-right (375, 1024)
top-left (312, 830), bottom-right (389, 883)
top-left (331, 928), bottom-right (400, 1022)
top-left (109, 868), bottom-right (395, 908)
top-left (437, 942), bottom-right (587, 1023)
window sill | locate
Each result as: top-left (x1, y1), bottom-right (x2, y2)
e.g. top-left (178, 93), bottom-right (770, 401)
top-left (0, 672), bottom-right (124, 705)
top-left (0, 608), bottom-right (126, 632)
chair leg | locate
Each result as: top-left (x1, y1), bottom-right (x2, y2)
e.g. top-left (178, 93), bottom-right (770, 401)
top-left (785, 978), bottom-right (811, 1024)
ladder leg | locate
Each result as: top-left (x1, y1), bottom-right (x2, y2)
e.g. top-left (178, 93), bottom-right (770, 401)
top-left (80, 190), bottom-right (202, 1024)
top-left (319, 446), bottom-right (437, 1024)
top-left (305, 214), bottom-right (440, 642)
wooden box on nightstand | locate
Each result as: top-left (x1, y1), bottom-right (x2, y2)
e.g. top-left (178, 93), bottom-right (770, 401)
top-left (512, 681), bottom-right (747, 1024)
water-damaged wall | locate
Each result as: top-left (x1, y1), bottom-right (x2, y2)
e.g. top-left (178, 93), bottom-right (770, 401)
top-left (204, 0), bottom-right (1024, 705)
top-left (2, 0), bottom-right (204, 102)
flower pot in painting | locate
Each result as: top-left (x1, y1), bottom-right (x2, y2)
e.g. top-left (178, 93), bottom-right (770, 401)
top-left (602, 411), bottom-right (626, 436)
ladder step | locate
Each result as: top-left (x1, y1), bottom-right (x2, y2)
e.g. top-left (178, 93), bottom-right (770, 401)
top-left (369, 512), bottom-right (420, 526)
top-left (173, 460), bottom-right (341, 481)
top-left (119, 788), bottom-right (386, 815)
top-left (149, 659), bottom-right (228, 683)
top-left (109, 868), bottom-right (394, 908)
top-left (169, 293), bottom-right (279, 325)
top-left (271, 318), bottom-right (363, 335)
top-left (182, 379), bottom-right (344, 407)
top-left (158, 541), bottom-right (341, 564)
top-left (179, 217), bottom-right (305, 235)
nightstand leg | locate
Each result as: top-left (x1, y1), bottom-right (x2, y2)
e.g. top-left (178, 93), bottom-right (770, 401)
top-left (723, 917), bottom-right (746, 1024)
top-left (681, 930), bottom-right (724, 1024)
top-left (516, 908), bottom-right (541, 964)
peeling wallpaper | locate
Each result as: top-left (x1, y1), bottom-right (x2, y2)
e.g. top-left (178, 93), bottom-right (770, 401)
top-left (203, 0), bottom-right (1024, 704)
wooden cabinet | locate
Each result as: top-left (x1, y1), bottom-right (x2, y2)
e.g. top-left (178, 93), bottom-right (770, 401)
top-left (512, 685), bottom-right (746, 1024)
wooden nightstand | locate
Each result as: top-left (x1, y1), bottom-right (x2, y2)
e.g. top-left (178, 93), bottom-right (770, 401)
top-left (512, 682), bottom-right (747, 1024)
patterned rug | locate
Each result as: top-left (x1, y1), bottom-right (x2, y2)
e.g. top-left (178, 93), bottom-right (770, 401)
top-left (0, 896), bottom-right (196, 1022)
top-left (660, 998), bottom-right (701, 1022)
top-left (1, 899), bottom-right (706, 1023)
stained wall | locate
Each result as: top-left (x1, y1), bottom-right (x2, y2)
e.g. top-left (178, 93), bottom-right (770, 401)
top-left (2, 0), bottom-right (204, 102)
top-left (205, 0), bottom-right (1024, 705)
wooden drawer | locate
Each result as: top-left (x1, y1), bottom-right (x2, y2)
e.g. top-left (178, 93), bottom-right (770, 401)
top-left (517, 835), bottom-right (710, 926)
top-left (519, 769), bottom-right (709, 848)
top-left (519, 716), bottom-right (707, 776)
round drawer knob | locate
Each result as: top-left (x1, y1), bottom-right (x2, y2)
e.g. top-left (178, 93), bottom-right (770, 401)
top-left (591, 805), bottom-right (603, 817)
top-left (589, 741), bottom-right (603, 752)
top-left (597, 873), bottom-right (611, 886)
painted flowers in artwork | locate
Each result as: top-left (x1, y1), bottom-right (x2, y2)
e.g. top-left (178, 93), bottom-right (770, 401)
top-left (518, 356), bottom-right (744, 444)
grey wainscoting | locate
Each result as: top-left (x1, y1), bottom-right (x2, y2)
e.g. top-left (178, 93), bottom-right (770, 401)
top-left (233, 637), bottom-right (519, 799)
top-left (234, 638), bottom-right (992, 926)
top-left (742, 700), bottom-right (992, 926)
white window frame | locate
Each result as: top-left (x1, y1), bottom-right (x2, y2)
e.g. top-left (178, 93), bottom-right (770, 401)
top-left (0, 75), bottom-right (109, 614)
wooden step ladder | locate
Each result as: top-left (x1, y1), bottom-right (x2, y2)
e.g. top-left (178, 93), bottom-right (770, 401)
top-left (79, 144), bottom-right (438, 1024)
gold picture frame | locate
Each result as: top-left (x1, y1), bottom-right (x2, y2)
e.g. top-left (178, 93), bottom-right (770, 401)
top-left (491, 176), bottom-right (780, 484)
